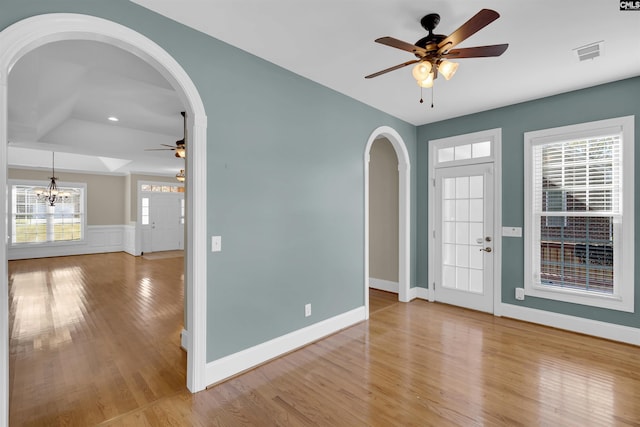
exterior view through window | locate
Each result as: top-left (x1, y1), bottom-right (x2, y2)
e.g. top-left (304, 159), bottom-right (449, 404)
top-left (11, 184), bottom-right (84, 244)
top-left (535, 137), bottom-right (618, 294)
top-left (524, 115), bottom-right (634, 312)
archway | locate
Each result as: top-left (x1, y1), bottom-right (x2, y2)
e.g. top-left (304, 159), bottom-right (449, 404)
top-left (364, 126), bottom-right (411, 317)
top-left (0, 13), bottom-right (209, 423)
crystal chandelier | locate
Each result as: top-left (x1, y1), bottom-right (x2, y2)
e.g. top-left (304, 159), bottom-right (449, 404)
top-left (35, 152), bottom-right (69, 206)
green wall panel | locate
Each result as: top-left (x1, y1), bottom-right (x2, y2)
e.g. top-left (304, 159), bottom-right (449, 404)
top-left (1, 0), bottom-right (417, 361)
top-left (417, 76), bottom-right (640, 328)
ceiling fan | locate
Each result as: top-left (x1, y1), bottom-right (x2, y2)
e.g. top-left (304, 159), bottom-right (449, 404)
top-left (145, 111), bottom-right (186, 158)
top-left (366, 9), bottom-right (508, 103)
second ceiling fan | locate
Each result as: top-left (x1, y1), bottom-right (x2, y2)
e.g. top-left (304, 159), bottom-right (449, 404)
top-left (366, 8), bottom-right (508, 100)
top-left (146, 111), bottom-right (186, 158)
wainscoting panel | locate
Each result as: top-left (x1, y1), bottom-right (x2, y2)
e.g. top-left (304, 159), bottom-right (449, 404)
top-left (8, 225), bottom-right (128, 260)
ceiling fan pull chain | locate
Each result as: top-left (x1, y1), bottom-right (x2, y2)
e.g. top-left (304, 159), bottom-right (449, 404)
top-left (419, 86), bottom-right (424, 104)
top-left (431, 86), bottom-right (434, 108)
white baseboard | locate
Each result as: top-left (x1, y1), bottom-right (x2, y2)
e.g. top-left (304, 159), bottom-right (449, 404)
top-left (181, 328), bottom-right (189, 351)
top-left (369, 278), bottom-right (399, 293)
top-left (408, 286), bottom-right (429, 301)
top-left (500, 303), bottom-right (640, 346)
top-left (205, 306), bottom-right (366, 387)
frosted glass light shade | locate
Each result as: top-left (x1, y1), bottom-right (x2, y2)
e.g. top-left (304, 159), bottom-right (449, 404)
top-left (417, 72), bottom-right (434, 88)
top-left (439, 60), bottom-right (459, 80)
top-left (412, 62), bottom-right (432, 81)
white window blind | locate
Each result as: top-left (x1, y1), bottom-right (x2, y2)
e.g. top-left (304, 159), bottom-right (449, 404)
top-left (533, 135), bottom-right (622, 216)
top-left (524, 116), bottom-right (634, 312)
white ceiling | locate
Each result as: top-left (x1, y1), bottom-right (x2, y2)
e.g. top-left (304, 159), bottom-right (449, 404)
top-left (130, 0), bottom-right (640, 125)
top-left (7, 1), bottom-right (640, 175)
top-left (8, 40), bottom-right (185, 176)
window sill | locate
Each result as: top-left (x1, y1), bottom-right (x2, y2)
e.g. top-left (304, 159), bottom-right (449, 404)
top-left (525, 283), bottom-right (633, 313)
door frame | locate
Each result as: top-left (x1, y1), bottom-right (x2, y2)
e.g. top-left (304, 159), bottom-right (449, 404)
top-left (427, 128), bottom-right (503, 315)
top-left (139, 182), bottom-right (186, 254)
top-left (364, 126), bottom-right (411, 318)
top-left (0, 14), bottom-right (210, 425)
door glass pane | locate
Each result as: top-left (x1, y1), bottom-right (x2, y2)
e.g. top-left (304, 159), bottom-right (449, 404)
top-left (455, 222), bottom-right (469, 244)
top-left (472, 141), bottom-right (491, 158)
top-left (443, 222), bottom-right (455, 243)
top-left (469, 269), bottom-right (484, 293)
top-left (440, 171), bottom-right (487, 295)
top-left (469, 199), bottom-right (483, 222)
top-left (454, 144), bottom-right (472, 160)
top-left (455, 199), bottom-right (469, 221)
top-left (443, 177), bottom-right (455, 198)
top-left (456, 267), bottom-right (469, 290)
top-left (469, 222), bottom-right (483, 247)
top-left (439, 147), bottom-right (455, 163)
top-left (456, 245), bottom-right (469, 267)
top-left (443, 200), bottom-right (455, 221)
top-left (469, 175), bottom-right (483, 198)
top-left (456, 177), bottom-right (469, 198)
top-left (469, 246), bottom-right (483, 269)
top-left (443, 244), bottom-right (455, 265)
top-left (443, 265), bottom-right (456, 288)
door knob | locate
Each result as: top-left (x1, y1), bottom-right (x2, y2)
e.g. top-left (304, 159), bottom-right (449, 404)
top-left (480, 247), bottom-right (492, 252)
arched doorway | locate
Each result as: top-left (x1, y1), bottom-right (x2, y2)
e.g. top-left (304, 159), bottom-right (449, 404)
top-left (0, 13), bottom-right (209, 423)
top-left (364, 126), bottom-right (411, 317)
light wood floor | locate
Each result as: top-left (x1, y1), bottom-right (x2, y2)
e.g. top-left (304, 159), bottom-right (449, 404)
top-left (9, 253), bottom-right (640, 426)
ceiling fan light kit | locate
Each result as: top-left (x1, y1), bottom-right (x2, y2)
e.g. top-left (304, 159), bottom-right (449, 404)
top-left (366, 8), bottom-right (508, 107)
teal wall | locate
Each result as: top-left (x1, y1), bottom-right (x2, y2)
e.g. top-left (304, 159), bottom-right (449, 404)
top-left (1, 1), bottom-right (417, 361)
top-left (5, 0), bottom-right (636, 364)
top-left (417, 76), bottom-right (640, 328)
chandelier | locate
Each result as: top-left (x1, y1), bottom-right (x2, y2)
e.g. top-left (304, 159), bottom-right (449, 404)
top-left (35, 152), bottom-right (69, 206)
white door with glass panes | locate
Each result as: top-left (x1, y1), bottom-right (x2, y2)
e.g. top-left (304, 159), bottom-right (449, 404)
top-left (435, 163), bottom-right (494, 313)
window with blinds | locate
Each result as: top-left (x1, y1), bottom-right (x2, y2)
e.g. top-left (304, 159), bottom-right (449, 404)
top-left (524, 116), bottom-right (634, 312)
top-left (533, 136), bottom-right (620, 294)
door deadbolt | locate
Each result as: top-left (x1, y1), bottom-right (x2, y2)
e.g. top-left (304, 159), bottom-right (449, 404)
top-left (485, 236), bottom-right (492, 242)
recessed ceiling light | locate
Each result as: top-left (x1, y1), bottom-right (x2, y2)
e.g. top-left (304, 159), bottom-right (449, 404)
top-left (108, 116), bottom-right (119, 122)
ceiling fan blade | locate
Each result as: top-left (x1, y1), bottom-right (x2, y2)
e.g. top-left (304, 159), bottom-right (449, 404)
top-left (437, 9), bottom-right (500, 54)
top-left (375, 37), bottom-right (427, 56)
top-left (144, 148), bottom-right (175, 151)
top-left (365, 59), bottom-right (419, 79)
top-left (445, 44), bottom-right (508, 59)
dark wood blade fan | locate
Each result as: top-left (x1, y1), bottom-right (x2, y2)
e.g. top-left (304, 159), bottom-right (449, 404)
top-left (365, 9), bottom-right (508, 80)
top-left (145, 111), bottom-right (186, 158)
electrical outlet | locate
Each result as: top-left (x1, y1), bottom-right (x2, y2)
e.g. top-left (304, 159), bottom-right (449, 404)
top-left (304, 303), bottom-right (311, 317)
top-left (515, 287), bottom-right (525, 300)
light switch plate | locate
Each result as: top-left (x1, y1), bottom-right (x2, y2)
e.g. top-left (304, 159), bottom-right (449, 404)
top-left (211, 235), bottom-right (222, 252)
top-left (502, 226), bottom-right (522, 237)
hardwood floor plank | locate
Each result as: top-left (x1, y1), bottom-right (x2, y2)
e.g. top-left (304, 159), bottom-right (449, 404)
top-left (9, 254), bottom-right (640, 425)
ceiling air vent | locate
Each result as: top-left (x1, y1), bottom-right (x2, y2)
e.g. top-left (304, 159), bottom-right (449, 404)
top-left (574, 41), bottom-right (603, 61)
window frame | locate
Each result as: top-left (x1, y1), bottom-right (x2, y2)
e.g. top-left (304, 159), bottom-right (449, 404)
top-left (9, 179), bottom-right (87, 247)
top-left (524, 116), bottom-right (634, 312)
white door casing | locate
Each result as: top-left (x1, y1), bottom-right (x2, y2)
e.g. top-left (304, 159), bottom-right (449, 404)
top-left (428, 128), bottom-right (502, 315)
top-left (434, 163), bottom-right (494, 313)
top-left (0, 15), bottom-right (209, 427)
